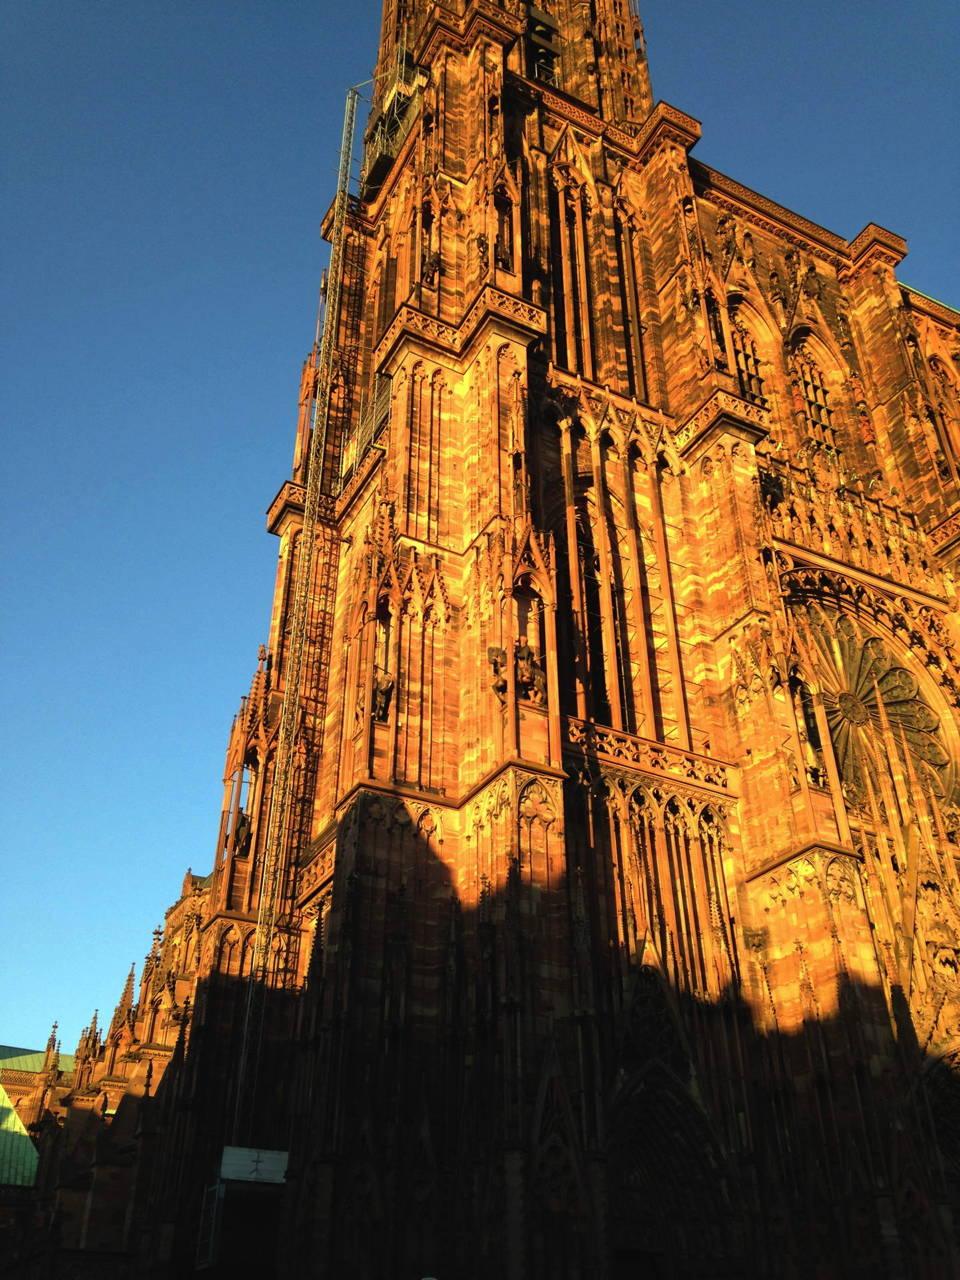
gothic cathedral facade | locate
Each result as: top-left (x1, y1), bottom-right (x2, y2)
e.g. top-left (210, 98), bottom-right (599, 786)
top-left (11, 1), bottom-right (960, 1277)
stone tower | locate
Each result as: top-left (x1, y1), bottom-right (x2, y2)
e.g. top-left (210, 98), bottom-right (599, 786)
top-left (15, 1), bottom-right (960, 1277)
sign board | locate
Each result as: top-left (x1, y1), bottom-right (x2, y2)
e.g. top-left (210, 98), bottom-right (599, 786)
top-left (219, 1146), bottom-right (288, 1185)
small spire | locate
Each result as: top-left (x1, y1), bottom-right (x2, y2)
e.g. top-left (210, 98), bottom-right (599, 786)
top-left (110, 965), bottom-right (136, 1034)
top-left (46, 1020), bottom-right (58, 1053)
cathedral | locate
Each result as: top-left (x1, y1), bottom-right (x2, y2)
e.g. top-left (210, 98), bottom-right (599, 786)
top-left (4, 0), bottom-right (960, 1276)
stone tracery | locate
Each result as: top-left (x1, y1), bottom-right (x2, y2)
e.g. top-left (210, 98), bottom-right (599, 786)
top-left (793, 608), bottom-right (952, 797)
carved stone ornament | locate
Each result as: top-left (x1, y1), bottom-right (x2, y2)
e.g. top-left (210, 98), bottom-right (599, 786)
top-left (795, 609), bottom-right (951, 796)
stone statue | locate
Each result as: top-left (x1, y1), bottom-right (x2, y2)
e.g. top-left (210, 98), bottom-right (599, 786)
top-left (422, 249), bottom-right (441, 286)
top-left (801, 264), bottom-right (822, 300)
top-left (488, 646), bottom-right (508, 703)
top-left (372, 669), bottom-right (395, 722)
top-left (515, 634), bottom-right (547, 704)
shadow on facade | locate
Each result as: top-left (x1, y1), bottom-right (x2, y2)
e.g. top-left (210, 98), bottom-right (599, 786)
top-left (6, 818), bottom-right (960, 1280)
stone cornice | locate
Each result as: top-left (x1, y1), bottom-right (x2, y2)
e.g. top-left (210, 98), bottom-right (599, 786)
top-left (903, 286), bottom-right (960, 330)
top-left (543, 365), bottom-right (675, 432)
top-left (745, 840), bottom-right (859, 884)
top-left (693, 162), bottom-right (848, 264)
top-left (374, 285), bottom-right (546, 369)
top-left (513, 76), bottom-right (606, 140)
top-left (266, 482), bottom-right (336, 536)
top-left (676, 388), bottom-right (770, 459)
top-left (508, 81), bottom-right (694, 165)
top-left (846, 222), bottom-right (908, 276)
top-left (266, 480), bottom-right (305, 535)
top-left (416, 2), bottom-right (525, 68)
top-left (630, 101), bottom-right (702, 166)
top-left (563, 717), bottom-right (738, 798)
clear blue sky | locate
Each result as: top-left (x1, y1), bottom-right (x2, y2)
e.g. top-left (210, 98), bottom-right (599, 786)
top-left (2, 1), bottom-right (957, 1052)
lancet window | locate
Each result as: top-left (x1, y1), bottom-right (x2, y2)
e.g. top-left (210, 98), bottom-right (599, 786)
top-left (566, 200), bottom-right (588, 372)
top-left (729, 306), bottom-right (766, 407)
top-left (549, 178), bottom-right (594, 379)
top-left (575, 503), bottom-right (612, 725)
top-left (375, 245), bottom-right (398, 338)
top-left (613, 209), bottom-right (648, 401)
top-left (793, 347), bottom-right (835, 449)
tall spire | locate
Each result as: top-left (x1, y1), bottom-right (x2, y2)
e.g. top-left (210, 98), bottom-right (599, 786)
top-left (370, 0), bottom-right (652, 127)
top-left (547, 0), bottom-right (653, 122)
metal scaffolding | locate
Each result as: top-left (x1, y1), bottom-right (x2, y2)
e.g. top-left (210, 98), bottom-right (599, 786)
top-left (231, 84), bottom-right (359, 1145)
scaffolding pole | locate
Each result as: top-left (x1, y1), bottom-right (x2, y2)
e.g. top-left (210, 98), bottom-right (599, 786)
top-left (231, 85), bottom-right (359, 1146)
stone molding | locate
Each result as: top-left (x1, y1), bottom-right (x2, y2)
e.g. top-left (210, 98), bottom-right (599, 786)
top-left (564, 716), bottom-right (736, 797)
top-left (374, 284), bottom-right (546, 368)
top-left (676, 388), bottom-right (770, 457)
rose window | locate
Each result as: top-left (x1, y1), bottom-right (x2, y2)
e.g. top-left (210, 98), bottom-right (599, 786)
top-left (799, 612), bottom-right (950, 795)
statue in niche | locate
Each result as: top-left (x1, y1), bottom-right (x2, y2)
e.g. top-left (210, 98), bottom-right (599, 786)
top-left (705, 289), bottom-right (728, 368)
top-left (515, 634), bottom-right (547, 704)
top-left (422, 249), bottom-right (441, 286)
top-left (372, 668), bottom-right (395, 722)
top-left (801, 264), bottom-right (822, 300)
top-left (716, 213), bottom-right (739, 273)
top-left (488, 646), bottom-right (508, 703)
top-left (897, 303), bottom-right (921, 350)
top-left (759, 467), bottom-right (785, 511)
top-left (233, 811), bottom-right (252, 856)
top-left (528, 246), bottom-right (547, 306)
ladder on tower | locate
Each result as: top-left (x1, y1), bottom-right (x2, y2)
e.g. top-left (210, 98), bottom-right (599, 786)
top-left (230, 84), bottom-right (360, 1146)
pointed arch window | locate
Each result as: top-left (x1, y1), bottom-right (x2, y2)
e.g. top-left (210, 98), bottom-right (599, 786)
top-left (728, 305), bottom-right (767, 407)
top-left (794, 347), bottom-right (835, 448)
top-left (576, 506), bottom-right (612, 725)
top-left (613, 208), bottom-right (647, 401)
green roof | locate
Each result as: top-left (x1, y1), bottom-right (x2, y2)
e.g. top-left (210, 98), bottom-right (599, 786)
top-left (0, 1044), bottom-right (75, 1073)
top-left (0, 1082), bottom-right (38, 1188)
